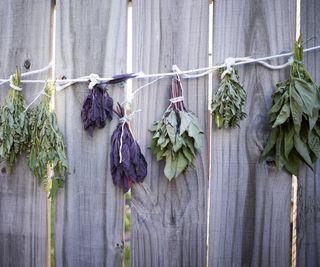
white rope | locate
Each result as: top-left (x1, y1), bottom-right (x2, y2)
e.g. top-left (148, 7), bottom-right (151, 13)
top-left (131, 75), bottom-right (165, 97)
top-left (169, 96), bottom-right (184, 103)
top-left (0, 61), bottom-right (53, 86)
top-left (119, 122), bottom-right (125, 164)
top-left (220, 57), bottom-right (237, 79)
top-left (88, 73), bottom-right (101, 89)
top-left (9, 75), bottom-right (22, 91)
top-left (24, 89), bottom-right (49, 112)
top-left (0, 45), bottom-right (319, 86)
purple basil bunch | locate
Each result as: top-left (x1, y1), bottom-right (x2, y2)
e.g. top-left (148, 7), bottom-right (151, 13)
top-left (110, 104), bottom-right (147, 192)
top-left (81, 73), bottom-right (137, 135)
top-left (81, 83), bottom-right (113, 135)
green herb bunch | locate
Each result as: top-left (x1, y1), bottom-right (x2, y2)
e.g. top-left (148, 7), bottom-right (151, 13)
top-left (211, 67), bottom-right (247, 128)
top-left (27, 83), bottom-right (68, 198)
top-left (261, 37), bottom-right (320, 175)
top-left (0, 68), bottom-right (29, 172)
top-left (150, 77), bottom-right (203, 180)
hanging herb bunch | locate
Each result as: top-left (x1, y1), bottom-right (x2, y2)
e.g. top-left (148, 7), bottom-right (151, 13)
top-left (261, 36), bottom-right (320, 175)
top-left (150, 76), bottom-right (204, 180)
top-left (81, 83), bottom-right (113, 135)
top-left (110, 103), bottom-right (147, 193)
top-left (211, 66), bottom-right (247, 128)
top-left (0, 68), bottom-right (29, 172)
top-left (27, 83), bottom-right (68, 198)
top-left (81, 73), bottom-right (137, 135)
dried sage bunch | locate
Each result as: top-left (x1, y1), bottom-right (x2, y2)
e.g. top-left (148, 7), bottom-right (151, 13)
top-left (150, 77), bottom-right (203, 180)
top-left (27, 83), bottom-right (68, 198)
top-left (0, 68), bottom-right (29, 172)
top-left (110, 103), bottom-right (147, 193)
top-left (211, 67), bottom-right (247, 128)
top-left (261, 37), bottom-right (320, 175)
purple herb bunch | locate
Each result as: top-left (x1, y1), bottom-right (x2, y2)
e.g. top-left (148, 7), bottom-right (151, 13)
top-left (110, 103), bottom-right (147, 193)
top-left (81, 73), bottom-right (138, 135)
top-left (81, 83), bottom-right (113, 135)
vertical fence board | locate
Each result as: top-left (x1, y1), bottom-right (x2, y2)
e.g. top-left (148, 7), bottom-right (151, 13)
top-left (54, 1), bottom-right (127, 266)
top-left (0, 1), bottom-right (52, 266)
top-left (209, 1), bottom-right (295, 266)
top-left (297, 0), bottom-right (320, 265)
top-left (131, 1), bottom-right (209, 266)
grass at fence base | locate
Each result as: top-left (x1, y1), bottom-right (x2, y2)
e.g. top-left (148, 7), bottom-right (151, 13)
top-left (50, 199), bottom-right (55, 267)
top-left (124, 192), bottom-right (131, 267)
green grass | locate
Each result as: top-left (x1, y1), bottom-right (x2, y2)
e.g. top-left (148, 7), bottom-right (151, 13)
top-left (50, 199), bottom-right (55, 267)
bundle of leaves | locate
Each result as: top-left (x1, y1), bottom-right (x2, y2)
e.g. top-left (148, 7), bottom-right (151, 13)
top-left (110, 103), bottom-right (147, 193)
top-left (81, 83), bottom-right (113, 135)
top-left (0, 68), bottom-right (29, 172)
top-left (211, 67), bottom-right (247, 128)
top-left (150, 77), bottom-right (203, 180)
top-left (261, 37), bottom-right (320, 175)
top-left (27, 83), bottom-right (68, 198)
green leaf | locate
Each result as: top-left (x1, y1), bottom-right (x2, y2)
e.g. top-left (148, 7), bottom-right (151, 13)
top-left (284, 151), bottom-right (300, 176)
top-left (290, 87), bottom-right (303, 133)
top-left (179, 111), bottom-right (190, 135)
top-left (164, 152), bottom-right (176, 181)
top-left (260, 127), bottom-right (279, 161)
top-left (284, 126), bottom-right (294, 159)
top-left (294, 135), bottom-right (313, 169)
top-left (166, 124), bottom-right (176, 144)
top-left (275, 129), bottom-right (286, 170)
top-left (175, 152), bottom-right (189, 177)
top-left (272, 103), bottom-right (290, 128)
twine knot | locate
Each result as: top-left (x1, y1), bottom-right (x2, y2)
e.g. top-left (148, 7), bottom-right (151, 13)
top-left (221, 57), bottom-right (236, 79)
top-left (88, 73), bottom-right (101, 89)
top-left (9, 75), bottom-right (22, 91)
top-left (170, 96), bottom-right (184, 103)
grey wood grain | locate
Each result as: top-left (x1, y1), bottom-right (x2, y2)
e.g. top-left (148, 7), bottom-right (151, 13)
top-left (131, 1), bottom-right (209, 266)
top-left (0, 1), bottom-right (52, 266)
top-left (54, 1), bottom-right (127, 266)
top-left (297, 0), bottom-right (320, 266)
top-left (209, 1), bottom-right (295, 266)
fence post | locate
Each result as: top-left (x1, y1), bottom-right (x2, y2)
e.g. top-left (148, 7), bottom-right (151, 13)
top-left (54, 1), bottom-right (127, 266)
top-left (0, 1), bottom-right (53, 266)
top-left (131, 1), bottom-right (209, 266)
top-left (209, 1), bottom-right (295, 266)
top-left (297, 0), bottom-right (320, 266)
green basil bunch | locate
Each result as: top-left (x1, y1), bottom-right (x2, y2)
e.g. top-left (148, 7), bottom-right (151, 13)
top-left (27, 83), bottom-right (68, 197)
top-left (150, 77), bottom-right (203, 180)
top-left (0, 69), bottom-right (29, 172)
top-left (211, 67), bottom-right (247, 128)
top-left (261, 37), bottom-right (320, 175)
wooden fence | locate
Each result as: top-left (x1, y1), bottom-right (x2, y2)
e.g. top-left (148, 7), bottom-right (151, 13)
top-left (0, 0), bottom-right (319, 266)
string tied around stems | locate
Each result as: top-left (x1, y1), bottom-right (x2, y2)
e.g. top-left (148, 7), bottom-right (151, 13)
top-left (24, 85), bottom-right (50, 112)
top-left (9, 74), bottom-right (22, 91)
top-left (170, 96), bottom-right (184, 103)
top-left (221, 57), bottom-right (236, 79)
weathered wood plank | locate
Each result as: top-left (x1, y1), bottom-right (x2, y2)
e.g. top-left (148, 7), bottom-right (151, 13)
top-left (0, 0), bottom-right (52, 266)
top-left (209, 1), bottom-right (295, 266)
top-left (54, 1), bottom-right (127, 266)
top-left (297, 0), bottom-right (320, 266)
top-left (131, 1), bottom-right (209, 266)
